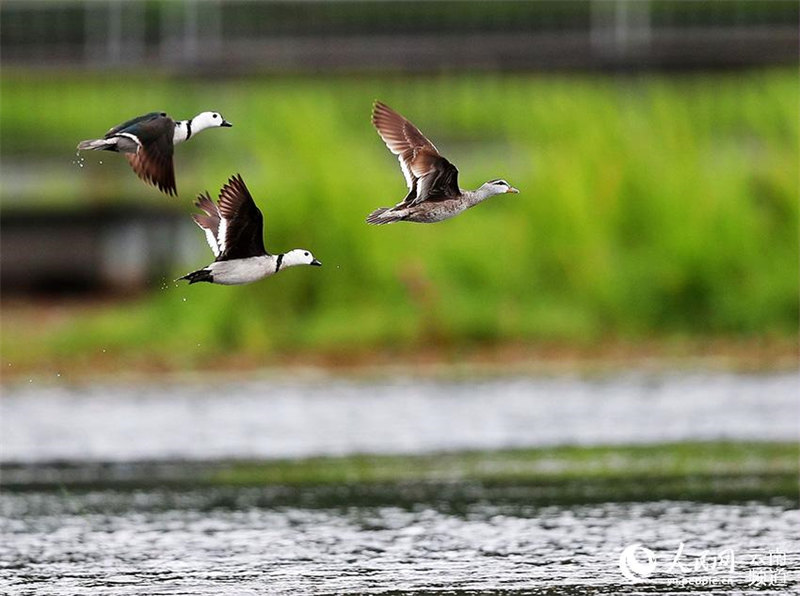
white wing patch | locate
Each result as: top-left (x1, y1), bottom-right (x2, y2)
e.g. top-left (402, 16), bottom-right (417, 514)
top-left (414, 174), bottom-right (433, 206)
top-left (217, 218), bottom-right (229, 255)
top-left (116, 132), bottom-right (143, 147)
top-left (203, 228), bottom-right (220, 258)
top-left (397, 155), bottom-right (414, 190)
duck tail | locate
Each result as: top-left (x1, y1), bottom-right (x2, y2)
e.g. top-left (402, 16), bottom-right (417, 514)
top-left (76, 138), bottom-right (118, 151)
top-left (366, 207), bottom-right (405, 225)
top-left (176, 268), bottom-right (213, 284)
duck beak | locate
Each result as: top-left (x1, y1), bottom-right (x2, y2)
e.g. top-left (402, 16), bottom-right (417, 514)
top-left (310, 259), bottom-right (322, 267)
top-left (221, 120), bottom-right (233, 127)
top-left (506, 186), bottom-right (520, 194)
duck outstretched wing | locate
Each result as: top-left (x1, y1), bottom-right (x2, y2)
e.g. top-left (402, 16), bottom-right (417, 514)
top-left (372, 101), bottom-right (460, 206)
top-left (214, 174), bottom-right (268, 261)
top-left (192, 191), bottom-right (222, 258)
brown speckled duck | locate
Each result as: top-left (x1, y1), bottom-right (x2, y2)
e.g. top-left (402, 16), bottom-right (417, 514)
top-left (367, 101), bottom-right (518, 225)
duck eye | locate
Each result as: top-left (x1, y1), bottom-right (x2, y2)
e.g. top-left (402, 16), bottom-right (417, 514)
top-left (304, 252), bottom-right (309, 257)
top-left (213, 114), bottom-right (218, 119)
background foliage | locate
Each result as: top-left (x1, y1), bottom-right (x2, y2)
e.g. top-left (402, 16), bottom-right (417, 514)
top-left (2, 69), bottom-right (797, 369)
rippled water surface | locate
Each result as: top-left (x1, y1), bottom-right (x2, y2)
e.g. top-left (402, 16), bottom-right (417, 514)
top-left (3, 372), bottom-right (798, 593)
top-left (1, 491), bottom-right (797, 595)
top-left (3, 372), bottom-right (797, 462)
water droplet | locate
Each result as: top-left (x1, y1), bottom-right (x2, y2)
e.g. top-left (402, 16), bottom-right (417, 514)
top-left (72, 152), bottom-right (86, 169)
top-left (182, 297), bottom-right (187, 302)
top-left (99, 160), bottom-right (103, 165)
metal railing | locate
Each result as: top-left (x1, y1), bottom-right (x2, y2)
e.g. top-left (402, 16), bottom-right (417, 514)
top-left (1, 0), bottom-right (797, 72)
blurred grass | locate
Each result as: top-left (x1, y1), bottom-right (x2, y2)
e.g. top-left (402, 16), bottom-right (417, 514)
top-left (205, 441), bottom-right (800, 505)
top-left (1, 69), bottom-right (797, 370)
top-left (5, 442), bottom-right (797, 505)
top-left (214, 441), bottom-right (798, 486)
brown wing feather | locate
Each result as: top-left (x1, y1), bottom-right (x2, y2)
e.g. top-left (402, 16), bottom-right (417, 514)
top-left (217, 174), bottom-right (251, 219)
top-left (372, 101), bottom-right (460, 206)
top-left (372, 101), bottom-right (439, 156)
top-left (125, 136), bottom-right (176, 196)
top-left (191, 191), bottom-right (222, 257)
top-left (192, 192), bottom-right (220, 238)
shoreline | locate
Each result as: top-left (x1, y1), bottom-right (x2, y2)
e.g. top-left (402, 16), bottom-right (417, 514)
top-left (2, 335), bottom-right (797, 385)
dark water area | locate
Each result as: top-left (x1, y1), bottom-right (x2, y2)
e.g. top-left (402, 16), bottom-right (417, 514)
top-left (1, 490), bottom-right (797, 595)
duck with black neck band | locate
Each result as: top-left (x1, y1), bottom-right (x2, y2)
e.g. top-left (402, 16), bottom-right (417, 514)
top-left (77, 110), bottom-right (232, 196)
top-left (178, 174), bottom-right (322, 286)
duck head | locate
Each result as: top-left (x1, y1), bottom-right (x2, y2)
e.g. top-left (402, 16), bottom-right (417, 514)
top-left (193, 111), bottom-right (233, 131)
top-left (283, 249), bottom-right (322, 268)
top-left (480, 179), bottom-right (519, 196)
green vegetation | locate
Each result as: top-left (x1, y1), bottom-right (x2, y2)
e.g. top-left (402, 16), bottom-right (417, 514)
top-left (5, 442), bottom-right (797, 506)
top-left (213, 441), bottom-right (799, 486)
top-left (1, 69), bottom-right (797, 370)
top-left (215, 441), bottom-right (799, 506)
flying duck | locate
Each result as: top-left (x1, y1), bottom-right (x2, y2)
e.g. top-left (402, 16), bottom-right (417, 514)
top-left (367, 101), bottom-right (519, 224)
top-left (76, 111), bottom-right (232, 196)
top-left (178, 174), bottom-right (321, 285)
